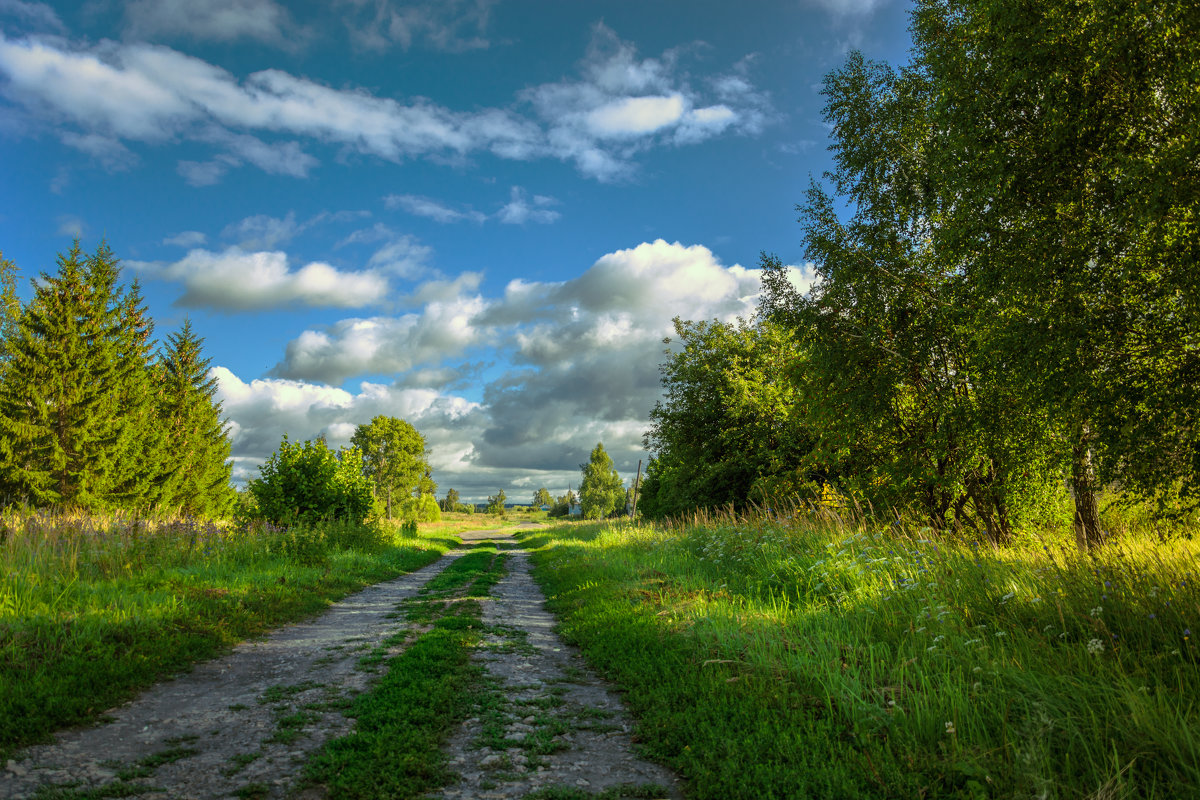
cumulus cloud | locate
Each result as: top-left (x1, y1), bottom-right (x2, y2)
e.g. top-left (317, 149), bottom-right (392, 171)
top-left (0, 24), bottom-right (769, 182)
top-left (254, 239), bottom-right (790, 499)
top-left (271, 293), bottom-right (488, 383)
top-left (123, 0), bottom-right (301, 45)
top-left (214, 366), bottom-right (489, 489)
top-left (129, 247), bottom-right (389, 310)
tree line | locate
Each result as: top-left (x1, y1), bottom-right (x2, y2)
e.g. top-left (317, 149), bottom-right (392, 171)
top-left (641, 0), bottom-right (1199, 549)
top-left (0, 243), bottom-right (234, 517)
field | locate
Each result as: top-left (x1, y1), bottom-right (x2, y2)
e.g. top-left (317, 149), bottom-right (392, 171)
top-left (521, 511), bottom-right (1200, 799)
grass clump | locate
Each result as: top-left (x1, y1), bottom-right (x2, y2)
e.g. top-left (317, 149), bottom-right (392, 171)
top-left (521, 516), bottom-right (1200, 799)
top-left (0, 509), bottom-right (458, 758)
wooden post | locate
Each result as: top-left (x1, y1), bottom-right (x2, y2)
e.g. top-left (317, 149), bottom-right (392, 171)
top-left (630, 458), bottom-right (642, 519)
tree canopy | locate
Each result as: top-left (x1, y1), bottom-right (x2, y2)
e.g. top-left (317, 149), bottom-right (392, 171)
top-left (350, 416), bottom-right (432, 520)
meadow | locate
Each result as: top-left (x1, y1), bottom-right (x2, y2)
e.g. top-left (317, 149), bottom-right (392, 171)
top-left (521, 508), bottom-right (1200, 799)
top-left (0, 509), bottom-right (458, 758)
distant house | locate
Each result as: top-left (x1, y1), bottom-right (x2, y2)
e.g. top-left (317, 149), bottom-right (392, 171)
top-left (539, 504), bottom-right (551, 512)
top-left (569, 499), bottom-right (582, 516)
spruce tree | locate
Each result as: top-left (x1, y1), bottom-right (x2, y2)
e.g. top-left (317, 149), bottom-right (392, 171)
top-left (0, 242), bottom-right (123, 507)
top-left (156, 319), bottom-right (234, 516)
top-left (106, 272), bottom-right (164, 508)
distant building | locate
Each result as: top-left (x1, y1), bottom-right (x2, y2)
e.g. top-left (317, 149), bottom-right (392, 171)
top-left (569, 499), bottom-right (582, 516)
top-left (539, 504), bottom-right (551, 512)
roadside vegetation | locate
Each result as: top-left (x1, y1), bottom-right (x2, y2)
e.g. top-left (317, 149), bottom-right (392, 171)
top-left (523, 512), bottom-right (1200, 799)
top-left (0, 509), bottom-right (457, 759)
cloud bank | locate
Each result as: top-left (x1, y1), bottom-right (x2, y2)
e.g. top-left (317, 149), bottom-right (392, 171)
top-left (216, 240), bottom-right (814, 502)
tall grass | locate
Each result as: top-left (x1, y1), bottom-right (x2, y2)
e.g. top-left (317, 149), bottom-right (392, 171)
top-left (522, 508), bottom-right (1200, 799)
top-left (0, 509), bottom-right (456, 757)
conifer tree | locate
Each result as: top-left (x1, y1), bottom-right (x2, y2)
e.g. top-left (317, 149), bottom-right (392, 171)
top-left (107, 273), bottom-right (164, 508)
top-left (0, 242), bottom-right (123, 507)
top-left (156, 319), bottom-right (235, 517)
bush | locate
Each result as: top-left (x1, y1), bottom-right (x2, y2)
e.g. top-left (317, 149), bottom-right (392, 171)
top-left (249, 435), bottom-right (373, 525)
top-left (397, 494), bottom-right (442, 523)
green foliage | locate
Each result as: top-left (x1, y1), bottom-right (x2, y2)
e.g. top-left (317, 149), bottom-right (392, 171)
top-left (441, 487), bottom-right (460, 512)
top-left (350, 416), bottom-right (432, 520)
top-left (486, 489), bottom-right (507, 516)
top-left (397, 492), bottom-right (442, 523)
top-left (0, 243), bottom-right (235, 517)
top-left (641, 316), bottom-right (814, 520)
top-left (154, 319), bottom-right (235, 517)
top-left (249, 436), bottom-right (373, 525)
top-left (579, 442), bottom-right (623, 520)
top-left (533, 487), bottom-right (552, 507)
top-left (523, 516), bottom-right (1200, 798)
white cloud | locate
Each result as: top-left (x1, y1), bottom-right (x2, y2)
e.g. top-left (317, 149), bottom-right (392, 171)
top-left (0, 25), bottom-right (769, 182)
top-left (272, 292), bottom-right (488, 384)
top-left (496, 187), bottom-right (560, 225)
top-left (123, 0), bottom-right (300, 45)
top-left (585, 94), bottom-right (685, 139)
top-left (366, 234), bottom-right (433, 279)
top-left (163, 230), bottom-right (207, 247)
top-left (810, 0), bottom-right (888, 17)
top-left (222, 211), bottom-right (304, 249)
top-left (520, 23), bottom-right (772, 180)
top-left (340, 0), bottom-right (494, 53)
top-left (384, 193), bottom-right (486, 224)
top-left (60, 131), bottom-right (138, 170)
top-left (129, 247), bottom-right (389, 310)
top-left (0, 0), bottom-right (65, 33)
top-left (55, 215), bottom-right (85, 237)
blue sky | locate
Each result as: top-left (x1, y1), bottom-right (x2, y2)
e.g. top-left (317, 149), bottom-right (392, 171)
top-left (0, 0), bottom-right (912, 502)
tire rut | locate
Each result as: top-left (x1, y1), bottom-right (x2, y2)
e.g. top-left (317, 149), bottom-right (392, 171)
top-left (437, 528), bottom-right (682, 800)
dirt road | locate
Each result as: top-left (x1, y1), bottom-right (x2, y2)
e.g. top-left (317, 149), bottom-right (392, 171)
top-left (2, 527), bottom-right (680, 800)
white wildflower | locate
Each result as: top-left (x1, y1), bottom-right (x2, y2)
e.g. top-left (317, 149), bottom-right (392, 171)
top-left (1087, 638), bottom-right (1105, 655)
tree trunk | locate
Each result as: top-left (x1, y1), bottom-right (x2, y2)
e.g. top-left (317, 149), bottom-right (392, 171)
top-left (386, 486), bottom-right (392, 520)
top-left (1072, 424), bottom-right (1104, 550)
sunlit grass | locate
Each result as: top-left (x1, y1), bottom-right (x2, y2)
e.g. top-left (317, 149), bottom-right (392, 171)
top-left (522, 511), bottom-right (1200, 799)
top-left (0, 509), bottom-right (457, 757)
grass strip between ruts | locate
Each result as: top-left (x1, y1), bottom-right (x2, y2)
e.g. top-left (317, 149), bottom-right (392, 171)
top-left (1, 536), bottom-right (458, 759)
top-left (301, 542), bottom-right (508, 799)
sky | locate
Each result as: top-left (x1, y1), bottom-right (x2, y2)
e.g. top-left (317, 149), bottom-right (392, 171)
top-left (0, 0), bottom-right (914, 503)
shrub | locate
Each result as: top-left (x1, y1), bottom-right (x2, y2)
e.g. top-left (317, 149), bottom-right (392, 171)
top-left (249, 435), bottom-right (373, 525)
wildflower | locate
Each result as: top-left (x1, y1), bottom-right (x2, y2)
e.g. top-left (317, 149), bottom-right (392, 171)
top-left (994, 631), bottom-right (1007, 638)
top-left (1089, 606), bottom-right (1103, 618)
top-left (926, 645), bottom-right (937, 652)
top-left (1184, 629), bottom-right (1191, 641)
top-left (1087, 638), bottom-right (1105, 655)
top-left (945, 721), bottom-right (957, 735)
top-left (1001, 592), bottom-right (1015, 603)
top-left (972, 666), bottom-right (982, 673)
top-left (972, 682), bottom-right (982, 692)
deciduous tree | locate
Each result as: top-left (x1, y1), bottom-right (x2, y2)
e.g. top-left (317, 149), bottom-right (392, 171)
top-left (579, 442), bottom-right (623, 520)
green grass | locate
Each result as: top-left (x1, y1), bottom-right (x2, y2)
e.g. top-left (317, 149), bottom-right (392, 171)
top-left (520, 515), bottom-right (1200, 799)
top-left (0, 510), bottom-right (458, 759)
top-left (301, 542), bottom-right (507, 798)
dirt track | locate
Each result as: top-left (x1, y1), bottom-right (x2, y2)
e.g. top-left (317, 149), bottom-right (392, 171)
top-left (2, 527), bottom-right (680, 799)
